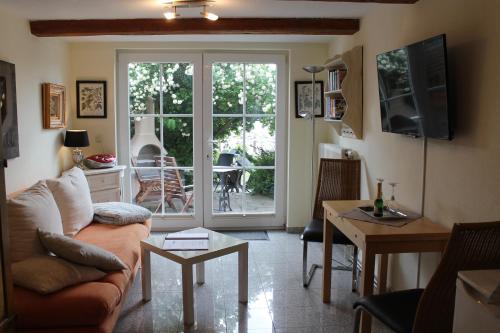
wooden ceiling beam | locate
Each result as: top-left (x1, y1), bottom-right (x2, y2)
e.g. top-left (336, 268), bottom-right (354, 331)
top-left (30, 18), bottom-right (360, 37)
top-left (280, 0), bottom-right (419, 3)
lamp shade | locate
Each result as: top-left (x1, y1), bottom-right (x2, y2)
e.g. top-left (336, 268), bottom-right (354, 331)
top-left (64, 130), bottom-right (90, 148)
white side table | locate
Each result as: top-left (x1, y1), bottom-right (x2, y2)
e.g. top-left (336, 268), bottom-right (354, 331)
top-left (140, 227), bottom-right (248, 326)
top-left (84, 165), bottom-right (126, 203)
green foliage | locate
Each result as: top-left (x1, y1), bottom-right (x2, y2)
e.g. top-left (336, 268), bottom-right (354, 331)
top-left (128, 61), bottom-right (277, 196)
top-left (377, 49), bottom-right (410, 95)
top-left (246, 149), bottom-right (275, 197)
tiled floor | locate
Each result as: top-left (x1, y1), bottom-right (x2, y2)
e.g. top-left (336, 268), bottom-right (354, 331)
top-left (114, 231), bottom-right (391, 333)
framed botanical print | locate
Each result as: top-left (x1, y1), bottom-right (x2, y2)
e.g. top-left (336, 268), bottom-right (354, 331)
top-left (294, 81), bottom-right (324, 118)
top-left (77, 80), bottom-right (107, 118)
top-left (42, 83), bottom-right (66, 129)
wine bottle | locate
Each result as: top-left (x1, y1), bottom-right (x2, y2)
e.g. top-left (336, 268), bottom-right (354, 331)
top-left (374, 181), bottom-right (384, 217)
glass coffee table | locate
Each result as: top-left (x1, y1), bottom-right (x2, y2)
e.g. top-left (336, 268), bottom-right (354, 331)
top-left (140, 227), bottom-right (249, 326)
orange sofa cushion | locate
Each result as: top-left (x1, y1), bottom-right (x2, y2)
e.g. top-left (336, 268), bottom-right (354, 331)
top-left (14, 281), bottom-right (121, 328)
top-left (14, 219), bottom-right (151, 330)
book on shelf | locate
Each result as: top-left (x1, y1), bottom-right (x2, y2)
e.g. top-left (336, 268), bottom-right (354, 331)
top-left (325, 97), bottom-right (346, 120)
top-left (328, 68), bottom-right (347, 91)
top-left (325, 97), bottom-right (332, 118)
top-left (333, 98), bottom-right (346, 119)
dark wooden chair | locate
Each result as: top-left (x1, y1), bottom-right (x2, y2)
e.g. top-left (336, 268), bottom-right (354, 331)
top-left (132, 156), bottom-right (193, 213)
top-left (301, 158), bottom-right (361, 288)
top-left (158, 156), bottom-right (194, 213)
top-left (353, 221), bottom-right (500, 333)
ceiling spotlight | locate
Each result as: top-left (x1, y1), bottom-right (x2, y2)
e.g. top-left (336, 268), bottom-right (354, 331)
top-left (161, 1), bottom-right (218, 21)
top-left (201, 5), bottom-right (218, 21)
top-left (163, 6), bottom-right (177, 20)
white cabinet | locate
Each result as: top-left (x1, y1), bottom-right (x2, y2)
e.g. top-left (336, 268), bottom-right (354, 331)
top-left (453, 270), bottom-right (500, 333)
top-left (84, 166), bottom-right (126, 203)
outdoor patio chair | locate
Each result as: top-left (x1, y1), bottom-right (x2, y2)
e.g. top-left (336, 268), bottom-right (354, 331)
top-left (132, 156), bottom-right (193, 213)
top-left (301, 158), bottom-right (361, 288)
top-left (352, 221), bottom-right (500, 333)
top-left (213, 153), bottom-right (241, 193)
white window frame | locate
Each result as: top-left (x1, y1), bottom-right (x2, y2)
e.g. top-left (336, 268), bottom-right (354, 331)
top-left (202, 53), bottom-right (287, 229)
top-left (117, 51), bottom-right (204, 230)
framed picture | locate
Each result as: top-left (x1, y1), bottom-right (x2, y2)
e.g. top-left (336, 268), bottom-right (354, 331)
top-left (295, 81), bottom-right (324, 118)
top-left (0, 60), bottom-right (19, 159)
top-left (77, 80), bottom-right (107, 118)
top-left (42, 83), bottom-right (66, 129)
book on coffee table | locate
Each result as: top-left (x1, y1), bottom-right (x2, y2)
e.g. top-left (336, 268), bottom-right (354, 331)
top-left (163, 232), bottom-right (209, 251)
top-left (165, 232), bottom-right (209, 240)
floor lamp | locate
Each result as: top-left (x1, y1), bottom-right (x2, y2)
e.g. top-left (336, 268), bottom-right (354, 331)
top-left (300, 65), bottom-right (325, 218)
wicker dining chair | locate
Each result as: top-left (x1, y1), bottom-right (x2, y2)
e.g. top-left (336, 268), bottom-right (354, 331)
top-left (353, 221), bottom-right (500, 333)
top-left (301, 158), bottom-right (361, 288)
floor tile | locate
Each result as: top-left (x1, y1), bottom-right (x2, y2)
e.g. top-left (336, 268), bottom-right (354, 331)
top-left (114, 231), bottom-right (386, 333)
top-left (225, 306), bottom-right (275, 331)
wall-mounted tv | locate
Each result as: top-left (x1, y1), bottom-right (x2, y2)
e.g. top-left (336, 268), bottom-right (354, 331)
top-left (376, 34), bottom-right (453, 140)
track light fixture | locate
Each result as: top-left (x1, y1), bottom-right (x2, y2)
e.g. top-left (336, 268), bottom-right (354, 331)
top-left (201, 5), bottom-right (218, 21)
top-left (162, 1), bottom-right (219, 21)
top-left (163, 6), bottom-right (178, 20)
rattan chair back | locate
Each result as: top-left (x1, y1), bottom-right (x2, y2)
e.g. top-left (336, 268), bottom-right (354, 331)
top-left (413, 221), bottom-right (500, 333)
top-left (312, 158), bottom-right (361, 221)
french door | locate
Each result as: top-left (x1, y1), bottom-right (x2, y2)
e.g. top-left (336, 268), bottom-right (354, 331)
top-left (118, 52), bottom-right (286, 230)
top-left (203, 53), bottom-right (286, 228)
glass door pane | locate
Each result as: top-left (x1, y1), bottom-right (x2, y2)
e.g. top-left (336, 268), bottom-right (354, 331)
top-left (128, 62), bottom-right (195, 215)
top-left (203, 54), bottom-right (285, 228)
top-left (119, 52), bottom-right (203, 229)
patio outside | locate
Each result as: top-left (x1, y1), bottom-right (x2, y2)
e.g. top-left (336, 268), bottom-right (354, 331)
top-left (128, 62), bottom-right (277, 215)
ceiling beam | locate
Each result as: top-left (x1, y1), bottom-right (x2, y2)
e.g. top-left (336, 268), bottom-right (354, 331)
top-left (30, 18), bottom-right (360, 37)
top-left (280, 0), bottom-right (419, 3)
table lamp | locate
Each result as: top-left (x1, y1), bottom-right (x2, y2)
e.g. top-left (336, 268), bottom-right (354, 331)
top-left (64, 130), bottom-right (90, 168)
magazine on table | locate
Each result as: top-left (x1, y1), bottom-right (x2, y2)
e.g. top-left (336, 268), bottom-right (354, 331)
top-left (162, 232), bottom-right (209, 251)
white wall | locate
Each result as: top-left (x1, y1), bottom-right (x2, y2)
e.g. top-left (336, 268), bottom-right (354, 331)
top-left (0, 7), bottom-right (72, 193)
top-left (69, 41), bottom-right (332, 228)
top-left (329, 0), bottom-right (500, 290)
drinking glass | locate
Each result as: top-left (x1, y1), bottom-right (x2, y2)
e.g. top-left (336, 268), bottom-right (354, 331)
top-left (387, 182), bottom-right (398, 209)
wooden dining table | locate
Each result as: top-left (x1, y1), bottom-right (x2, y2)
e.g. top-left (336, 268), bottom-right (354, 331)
top-left (322, 200), bottom-right (451, 333)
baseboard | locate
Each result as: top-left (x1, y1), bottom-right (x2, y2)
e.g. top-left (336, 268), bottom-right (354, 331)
top-left (286, 226), bottom-right (304, 234)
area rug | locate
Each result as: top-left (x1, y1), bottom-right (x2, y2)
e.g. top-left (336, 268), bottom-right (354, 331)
top-left (220, 231), bottom-right (269, 241)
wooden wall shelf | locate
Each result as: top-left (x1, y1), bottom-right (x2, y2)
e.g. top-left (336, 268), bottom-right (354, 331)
top-left (324, 46), bottom-right (363, 139)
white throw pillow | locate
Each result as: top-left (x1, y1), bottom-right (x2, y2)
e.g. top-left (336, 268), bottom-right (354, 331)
top-left (12, 255), bottom-right (106, 295)
top-left (46, 167), bottom-right (94, 237)
top-left (38, 229), bottom-right (127, 271)
top-left (7, 181), bottom-right (64, 262)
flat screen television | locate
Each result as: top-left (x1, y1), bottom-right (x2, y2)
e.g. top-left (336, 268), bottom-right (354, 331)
top-left (377, 34), bottom-right (453, 140)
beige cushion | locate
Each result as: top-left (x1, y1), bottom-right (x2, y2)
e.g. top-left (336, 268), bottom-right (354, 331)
top-left (46, 167), bottom-right (94, 237)
top-left (7, 181), bottom-right (64, 263)
top-left (12, 255), bottom-right (106, 295)
top-left (38, 229), bottom-right (127, 271)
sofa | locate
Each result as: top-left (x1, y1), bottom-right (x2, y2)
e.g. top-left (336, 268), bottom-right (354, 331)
top-left (8, 169), bottom-right (152, 333)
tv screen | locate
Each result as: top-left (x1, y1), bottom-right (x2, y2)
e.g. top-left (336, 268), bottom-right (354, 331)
top-left (377, 34), bottom-right (453, 140)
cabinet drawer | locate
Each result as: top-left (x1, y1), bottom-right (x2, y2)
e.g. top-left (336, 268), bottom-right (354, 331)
top-left (86, 172), bottom-right (120, 192)
top-left (90, 188), bottom-right (121, 203)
